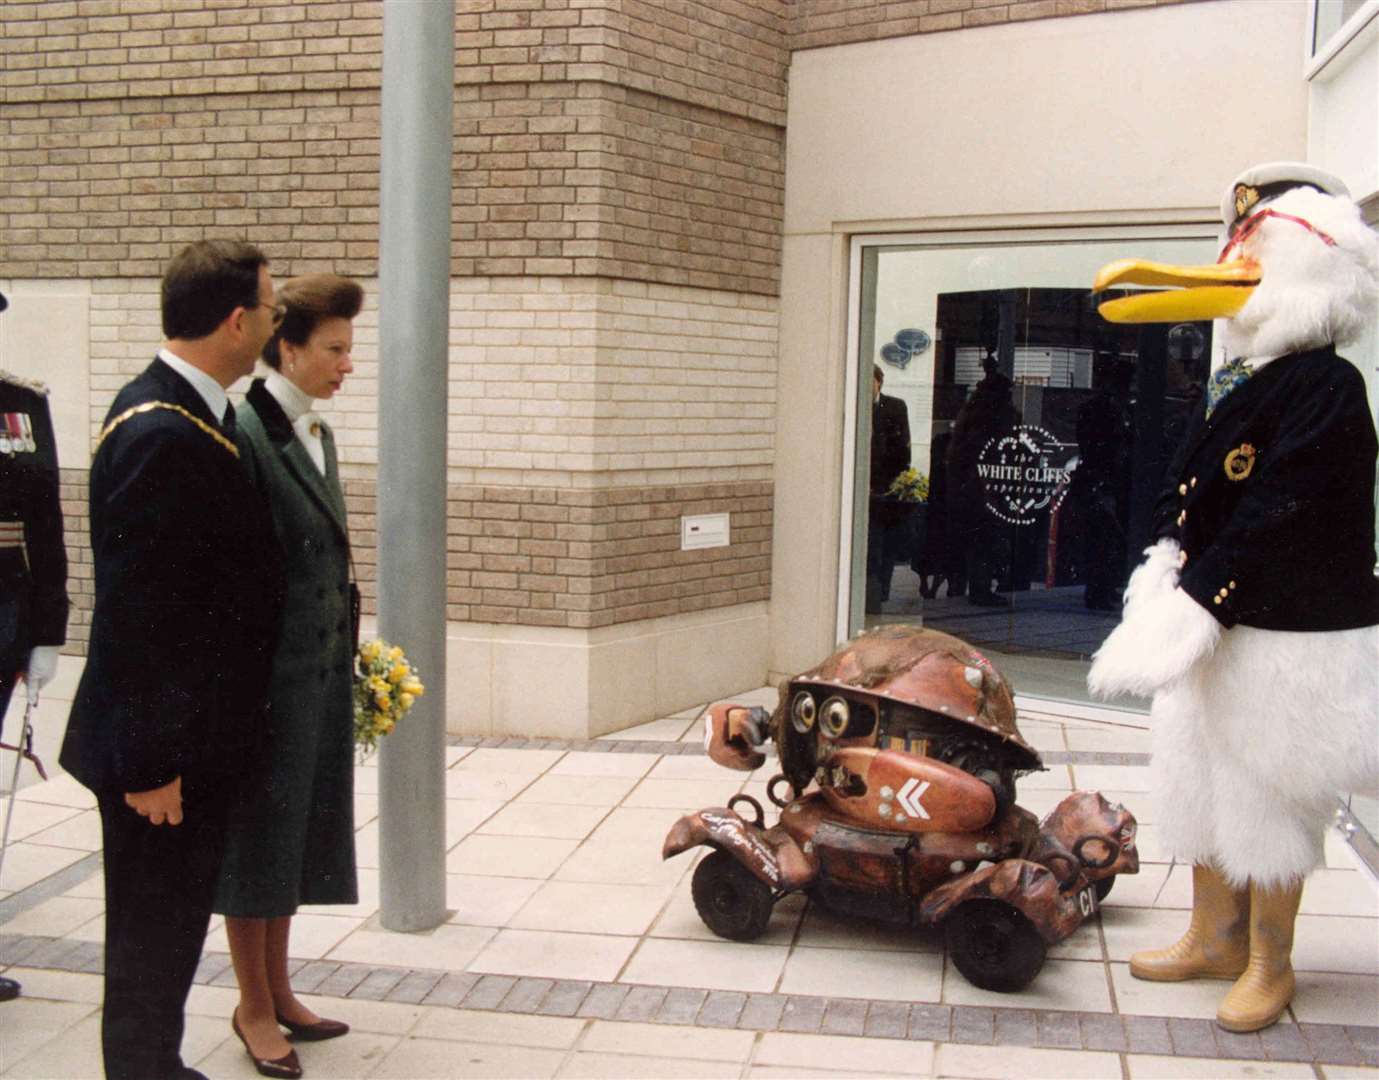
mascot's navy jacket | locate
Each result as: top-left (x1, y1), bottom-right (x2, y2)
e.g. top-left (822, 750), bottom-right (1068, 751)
top-left (1154, 344), bottom-right (1379, 632)
top-left (60, 358), bottom-right (285, 795)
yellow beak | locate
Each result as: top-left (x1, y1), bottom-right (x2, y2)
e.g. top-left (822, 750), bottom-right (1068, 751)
top-left (1093, 257), bottom-right (1259, 323)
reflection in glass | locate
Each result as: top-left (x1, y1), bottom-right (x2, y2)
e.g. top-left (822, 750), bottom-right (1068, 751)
top-left (857, 263), bottom-right (1213, 700)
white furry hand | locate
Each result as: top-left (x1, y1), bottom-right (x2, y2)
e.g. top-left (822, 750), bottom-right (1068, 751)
top-left (1121, 538), bottom-right (1182, 617)
top-left (25, 645), bottom-right (59, 704)
top-left (1088, 543), bottom-right (1220, 699)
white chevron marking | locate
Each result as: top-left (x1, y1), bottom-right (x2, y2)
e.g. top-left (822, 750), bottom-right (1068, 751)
top-left (897, 778), bottom-right (930, 819)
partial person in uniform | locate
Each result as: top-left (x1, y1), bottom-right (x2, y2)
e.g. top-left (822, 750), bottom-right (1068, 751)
top-left (214, 275), bottom-right (363, 1079)
top-left (60, 241), bottom-right (286, 1080)
top-left (0, 289), bottom-right (70, 1005)
top-left (866, 364), bottom-right (911, 612)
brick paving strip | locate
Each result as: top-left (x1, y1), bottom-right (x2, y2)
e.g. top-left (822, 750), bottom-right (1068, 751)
top-left (0, 933), bottom-right (1373, 1067)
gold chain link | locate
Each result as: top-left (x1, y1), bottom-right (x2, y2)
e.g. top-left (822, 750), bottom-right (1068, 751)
top-left (95, 401), bottom-right (239, 459)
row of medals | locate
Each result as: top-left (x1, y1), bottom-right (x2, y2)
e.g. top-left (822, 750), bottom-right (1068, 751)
top-left (0, 413), bottom-right (37, 456)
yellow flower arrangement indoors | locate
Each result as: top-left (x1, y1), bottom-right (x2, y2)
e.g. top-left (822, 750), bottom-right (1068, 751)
top-left (886, 466), bottom-right (930, 503)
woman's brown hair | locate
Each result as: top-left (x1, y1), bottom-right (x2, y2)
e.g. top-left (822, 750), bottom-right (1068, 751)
top-left (262, 273), bottom-right (364, 370)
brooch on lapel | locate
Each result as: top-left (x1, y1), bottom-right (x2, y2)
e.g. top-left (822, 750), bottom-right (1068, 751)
top-left (1224, 443), bottom-right (1256, 481)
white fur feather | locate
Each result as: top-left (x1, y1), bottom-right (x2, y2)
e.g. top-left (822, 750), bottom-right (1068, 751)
top-left (1088, 540), bottom-right (1220, 699)
top-left (1150, 623), bottom-right (1379, 888)
top-left (1223, 186), bottom-right (1379, 361)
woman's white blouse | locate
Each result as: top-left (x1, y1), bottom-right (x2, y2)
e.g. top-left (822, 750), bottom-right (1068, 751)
top-left (264, 371), bottom-right (326, 475)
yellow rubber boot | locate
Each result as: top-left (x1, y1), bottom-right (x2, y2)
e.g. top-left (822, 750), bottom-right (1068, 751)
top-left (1216, 878), bottom-right (1303, 1033)
top-left (1130, 864), bottom-right (1250, 982)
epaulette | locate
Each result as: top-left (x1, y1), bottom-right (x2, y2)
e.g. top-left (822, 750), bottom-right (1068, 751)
top-left (0, 370), bottom-right (49, 395)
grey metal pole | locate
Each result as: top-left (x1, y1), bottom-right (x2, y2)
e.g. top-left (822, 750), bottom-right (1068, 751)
top-left (377, 0), bottom-right (453, 932)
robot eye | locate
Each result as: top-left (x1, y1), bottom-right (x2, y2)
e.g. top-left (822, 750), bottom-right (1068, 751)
top-left (818, 696), bottom-right (850, 739)
top-left (790, 691), bottom-right (816, 733)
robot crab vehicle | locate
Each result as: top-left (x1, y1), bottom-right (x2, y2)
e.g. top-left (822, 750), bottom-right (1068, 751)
top-left (662, 625), bottom-right (1138, 992)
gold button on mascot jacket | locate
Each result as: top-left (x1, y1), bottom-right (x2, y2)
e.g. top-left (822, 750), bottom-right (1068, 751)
top-left (1088, 162), bottom-right (1379, 1033)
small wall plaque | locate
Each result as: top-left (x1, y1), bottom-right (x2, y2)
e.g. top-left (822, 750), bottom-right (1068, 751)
top-left (681, 512), bottom-right (730, 550)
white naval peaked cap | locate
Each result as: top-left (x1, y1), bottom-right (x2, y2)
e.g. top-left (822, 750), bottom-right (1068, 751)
top-left (1221, 161), bottom-right (1350, 227)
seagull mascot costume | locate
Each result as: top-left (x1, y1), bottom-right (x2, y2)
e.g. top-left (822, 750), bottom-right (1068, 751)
top-left (1088, 162), bottom-right (1379, 1032)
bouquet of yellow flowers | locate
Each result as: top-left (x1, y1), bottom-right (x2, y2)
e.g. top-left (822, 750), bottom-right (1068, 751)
top-left (354, 638), bottom-right (424, 761)
top-left (886, 466), bottom-right (930, 503)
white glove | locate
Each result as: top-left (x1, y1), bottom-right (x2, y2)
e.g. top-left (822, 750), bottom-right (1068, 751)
top-left (1088, 539), bottom-right (1221, 700)
top-left (24, 645), bottom-right (59, 705)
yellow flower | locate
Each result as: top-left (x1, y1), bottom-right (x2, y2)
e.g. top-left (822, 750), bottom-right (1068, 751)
top-left (388, 662), bottom-right (410, 684)
top-left (374, 690), bottom-right (391, 710)
top-left (381, 718), bottom-right (395, 734)
top-left (361, 640), bottom-right (381, 664)
top-left (400, 679), bottom-right (424, 697)
top-left (388, 646), bottom-right (403, 662)
top-left (368, 675), bottom-right (388, 693)
top-left (399, 692), bottom-right (415, 710)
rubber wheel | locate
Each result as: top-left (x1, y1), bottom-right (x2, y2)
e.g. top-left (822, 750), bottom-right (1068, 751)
top-left (691, 850), bottom-right (774, 942)
top-left (945, 899), bottom-right (1047, 992)
top-left (1094, 876), bottom-right (1115, 903)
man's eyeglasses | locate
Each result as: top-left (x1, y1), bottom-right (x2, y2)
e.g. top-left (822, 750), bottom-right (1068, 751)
top-left (250, 300), bottom-right (287, 326)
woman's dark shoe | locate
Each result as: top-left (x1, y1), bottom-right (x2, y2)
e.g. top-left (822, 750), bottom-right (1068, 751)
top-left (0, 976), bottom-right (20, 1002)
top-left (232, 1009), bottom-right (303, 1079)
top-left (276, 1012), bottom-right (350, 1042)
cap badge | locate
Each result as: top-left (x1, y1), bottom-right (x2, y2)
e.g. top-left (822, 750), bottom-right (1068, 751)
top-left (1224, 443), bottom-right (1256, 482)
top-left (1233, 184), bottom-right (1260, 221)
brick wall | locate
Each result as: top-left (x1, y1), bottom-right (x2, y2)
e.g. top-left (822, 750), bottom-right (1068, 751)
top-left (1, 0), bottom-right (788, 294)
top-left (50, 274), bottom-right (777, 648)
top-left (448, 277), bottom-right (778, 478)
top-left (346, 477), bottom-right (772, 630)
top-left (81, 276), bottom-right (777, 479)
top-left (58, 467), bottom-right (92, 652)
top-left (789, 0), bottom-right (1199, 50)
top-left (1, 1), bottom-right (787, 122)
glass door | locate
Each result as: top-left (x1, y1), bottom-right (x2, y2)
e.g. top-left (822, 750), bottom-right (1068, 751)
top-left (848, 230), bottom-right (1220, 703)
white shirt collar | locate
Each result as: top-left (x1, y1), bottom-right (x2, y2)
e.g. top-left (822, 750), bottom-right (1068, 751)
top-left (158, 348), bottom-right (229, 423)
top-left (264, 370), bottom-right (315, 423)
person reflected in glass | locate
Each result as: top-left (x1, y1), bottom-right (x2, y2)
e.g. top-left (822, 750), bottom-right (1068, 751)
top-left (214, 274), bottom-right (363, 1079)
top-left (1162, 322), bottom-right (1209, 468)
top-left (917, 423), bottom-right (953, 599)
top-left (947, 350), bottom-right (1019, 607)
top-left (866, 363), bottom-right (911, 614)
top-left (1072, 352), bottom-right (1133, 611)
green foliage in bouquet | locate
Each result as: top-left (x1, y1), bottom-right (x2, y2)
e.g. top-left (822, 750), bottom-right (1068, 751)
top-left (354, 638), bottom-right (424, 762)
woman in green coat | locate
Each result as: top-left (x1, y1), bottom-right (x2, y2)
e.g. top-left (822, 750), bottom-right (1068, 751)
top-left (215, 274), bottom-right (362, 1078)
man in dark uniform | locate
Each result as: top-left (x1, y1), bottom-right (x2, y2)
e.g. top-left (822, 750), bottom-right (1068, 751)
top-left (60, 241), bottom-right (286, 1080)
top-left (866, 364), bottom-right (911, 612)
top-left (0, 289), bottom-right (70, 1004)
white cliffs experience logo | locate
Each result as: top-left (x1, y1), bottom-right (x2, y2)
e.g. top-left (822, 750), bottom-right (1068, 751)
top-left (976, 425), bottom-right (1074, 525)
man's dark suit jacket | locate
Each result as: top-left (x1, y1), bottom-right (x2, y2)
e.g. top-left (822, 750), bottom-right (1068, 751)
top-left (61, 358), bottom-right (285, 795)
top-left (871, 392), bottom-right (911, 494)
top-left (1154, 345), bottom-right (1379, 632)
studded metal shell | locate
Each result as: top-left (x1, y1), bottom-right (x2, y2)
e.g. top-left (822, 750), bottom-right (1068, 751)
top-left (779, 624), bottom-right (1039, 770)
